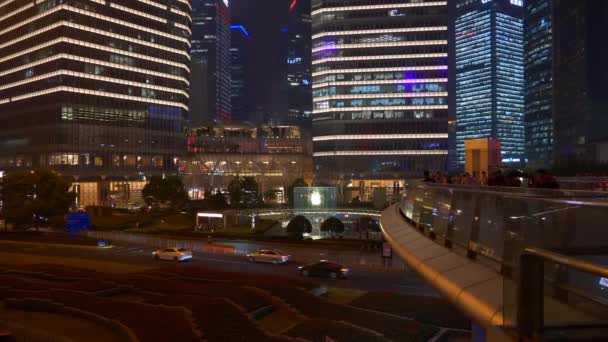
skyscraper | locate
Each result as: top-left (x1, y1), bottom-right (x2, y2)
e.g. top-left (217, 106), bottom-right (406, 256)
top-left (284, 0), bottom-right (312, 127)
top-left (191, 0), bottom-right (231, 124)
top-left (524, 0), bottom-right (553, 169)
top-left (230, 24), bottom-right (250, 122)
top-left (312, 0), bottom-right (449, 182)
top-left (0, 0), bottom-right (191, 205)
top-left (552, 0), bottom-right (608, 166)
top-left (453, 0), bottom-right (525, 167)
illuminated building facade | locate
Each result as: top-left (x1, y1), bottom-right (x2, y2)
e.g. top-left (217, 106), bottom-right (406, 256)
top-left (524, 0), bottom-right (552, 169)
top-left (191, 0), bottom-right (231, 123)
top-left (182, 123), bottom-right (313, 202)
top-left (0, 0), bottom-right (191, 206)
top-left (311, 0), bottom-right (450, 181)
top-left (230, 24), bottom-right (249, 122)
top-left (283, 0), bottom-right (312, 126)
top-left (453, 0), bottom-right (525, 167)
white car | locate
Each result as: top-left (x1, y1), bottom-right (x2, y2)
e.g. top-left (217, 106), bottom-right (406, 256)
top-left (247, 250), bottom-right (291, 264)
top-left (153, 247), bottom-right (193, 261)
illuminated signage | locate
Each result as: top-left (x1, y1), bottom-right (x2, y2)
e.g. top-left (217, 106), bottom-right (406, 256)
top-left (287, 57), bottom-right (303, 64)
top-left (310, 191), bottom-right (322, 206)
top-left (197, 212), bottom-right (223, 218)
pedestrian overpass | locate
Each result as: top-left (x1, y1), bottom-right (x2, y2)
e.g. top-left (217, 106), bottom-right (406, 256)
top-left (381, 183), bottom-right (608, 341)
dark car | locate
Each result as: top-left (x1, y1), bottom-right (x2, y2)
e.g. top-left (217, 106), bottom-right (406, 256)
top-left (298, 261), bottom-right (349, 279)
top-left (0, 329), bottom-right (15, 342)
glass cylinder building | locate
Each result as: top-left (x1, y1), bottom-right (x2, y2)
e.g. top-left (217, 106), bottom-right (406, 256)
top-left (0, 0), bottom-right (191, 205)
top-left (311, 0), bottom-right (449, 182)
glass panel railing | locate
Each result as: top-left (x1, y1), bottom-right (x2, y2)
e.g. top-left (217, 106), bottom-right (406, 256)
top-left (515, 249), bottom-right (608, 339)
top-left (396, 182), bottom-right (608, 337)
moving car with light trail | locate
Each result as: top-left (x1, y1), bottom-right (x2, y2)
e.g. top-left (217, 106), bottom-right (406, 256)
top-left (299, 261), bottom-right (349, 279)
top-left (247, 250), bottom-right (291, 264)
top-left (153, 247), bottom-right (192, 261)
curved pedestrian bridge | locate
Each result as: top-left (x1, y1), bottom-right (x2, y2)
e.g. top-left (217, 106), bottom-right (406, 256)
top-left (381, 183), bottom-right (608, 340)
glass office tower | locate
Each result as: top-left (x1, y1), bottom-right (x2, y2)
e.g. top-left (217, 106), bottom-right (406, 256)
top-left (0, 0), bottom-right (191, 205)
top-left (191, 0), bottom-right (231, 123)
top-left (230, 24), bottom-right (250, 122)
top-left (453, 0), bottom-right (525, 167)
top-left (311, 0), bottom-right (449, 181)
top-left (284, 0), bottom-right (312, 127)
top-left (552, 0), bottom-right (608, 166)
top-left (524, 0), bottom-right (553, 169)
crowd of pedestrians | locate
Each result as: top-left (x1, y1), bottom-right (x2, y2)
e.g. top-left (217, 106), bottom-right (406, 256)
top-left (422, 169), bottom-right (559, 189)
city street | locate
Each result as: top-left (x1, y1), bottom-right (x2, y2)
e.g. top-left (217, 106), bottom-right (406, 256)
top-left (0, 239), bottom-right (437, 297)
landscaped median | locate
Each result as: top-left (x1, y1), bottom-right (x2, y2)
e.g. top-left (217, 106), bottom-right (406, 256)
top-left (0, 262), bottom-right (468, 341)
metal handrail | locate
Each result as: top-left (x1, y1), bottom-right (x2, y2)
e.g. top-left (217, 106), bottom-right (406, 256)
top-left (525, 247), bottom-right (608, 278)
top-left (518, 247), bottom-right (608, 340)
top-left (409, 183), bottom-right (608, 208)
top-left (418, 182), bottom-right (608, 197)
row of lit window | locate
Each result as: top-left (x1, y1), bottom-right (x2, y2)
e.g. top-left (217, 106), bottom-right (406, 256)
top-left (314, 92), bottom-right (448, 102)
top-left (313, 105), bottom-right (447, 115)
top-left (312, 40), bottom-right (447, 53)
top-left (0, 86), bottom-right (188, 110)
top-left (313, 78), bottom-right (448, 89)
top-left (313, 150), bottom-right (448, 157)
top-left (312, 53), bottom-right (447, 65)
top-left (46, 153), bottom-right (166, 167)
top-left (311, 2), bottom-right (447, 16)
top-left (0, 3), bottom-right (190, 46)
top-left (0, 20), bottom-right (189, 60)
top-left (313, 83), bottom-right (446, 97)
top-left (0, 38), bottom-right (190, 76)
top-left (313, 32), bottom-right (447, 48)
top-left (0, 69), bottom-right (188, 98)
top-left (315, 97), bottom-right (446, 110)
top-left (313, 134), bottom-right (448, 142)
top-left (27, 53), bottom-right (185, 84)
top-left (312, 26), bottom-right (447, 40)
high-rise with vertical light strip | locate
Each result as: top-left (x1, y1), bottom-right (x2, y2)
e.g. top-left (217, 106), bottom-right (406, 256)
top-left (0, 0), bottom-right (191, 205)
top-left (311, 0), bottom-right (449, 184)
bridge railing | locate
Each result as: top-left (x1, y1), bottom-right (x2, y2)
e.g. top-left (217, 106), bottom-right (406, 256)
top-left (518, 247), bottom-right (608, 340)
top-left (398, 182), bottom-right (608, 338)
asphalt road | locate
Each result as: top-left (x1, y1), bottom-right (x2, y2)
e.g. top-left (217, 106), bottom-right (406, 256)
top-left (0, 241), bottom-right (437, 296)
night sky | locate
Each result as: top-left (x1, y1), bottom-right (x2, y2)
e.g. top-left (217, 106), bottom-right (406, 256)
top-left (231, 0), bottom-right (291, 119)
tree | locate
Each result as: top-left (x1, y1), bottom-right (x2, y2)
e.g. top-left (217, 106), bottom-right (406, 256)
top-left (285, 215), bottom-right (312, 240)
top-left (356, 216), bottom-right (380, 240)
top-left (263, 190), bottom-right (278, 203)
top-left (206, 190), bottom-right (229, 210)
top-left (2, 170), bottom-right (74, 230)
top-left (228, 177), bottom-right (260, 208)
top-left (287, 178), bottom-right (308, 207)
top-left (142, 176), bottom-right (188, 209)
top-left (320, 217), bottom-right (345, 238)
